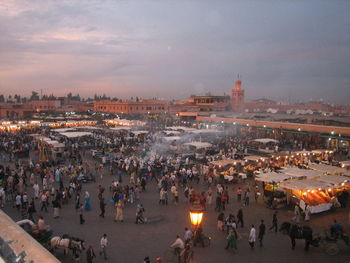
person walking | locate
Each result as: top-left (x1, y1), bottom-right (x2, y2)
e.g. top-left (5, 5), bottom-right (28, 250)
top-left (79, 204), bottom-right (85, 224)
top-left (75, 193), bottom-right (81, 211)
top-left (115, 200), bottom-right (124, 222)
top-left (225, 229), bottom-right (238, 252)
top-left (135, 204), bottom-right (145, 224)
top-left (244, 189), bottom-right (250, 206)
top-left (237, 208), bottom-right (244, 228)
top-left (217, 212), bottom-right (225, 232)
top-left (33, 183), bottom-right (40, 199)
top-left (86, 245), bottom-right (96, 263)
top-left (40, 192), bottom-right (48, 212)
top-left (248, 224), bottom-right (256, 249)
top-left (84, 191), bottom-right (91, 211)
top-left (304, 205), bottom-right (311, 222)
top-left (236, 187), bottom-right (242, 202)
top-left (269, 211), bottom-right (278, 233)
top-left (27, 198), bottom-right (36, 223)
top-left (99, 234), bottom-right (108, 260)
top-left (293, 204), bottom-right (301, 223)
top-left (258, 220), bottom-right (266, 247)
top-left (99, 197), bottom-right (106, 218)
top-left (52, 199), bottom-right (61, 219)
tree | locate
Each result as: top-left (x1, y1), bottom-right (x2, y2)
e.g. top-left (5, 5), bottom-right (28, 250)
top-left (30, 91), bottom-right (39, 101)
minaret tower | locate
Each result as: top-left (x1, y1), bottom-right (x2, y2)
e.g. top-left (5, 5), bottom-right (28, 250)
top-left (231, 75), bottom-right (245, 112)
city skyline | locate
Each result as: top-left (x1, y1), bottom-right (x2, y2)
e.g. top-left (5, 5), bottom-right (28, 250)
top-left (1, 0), bottom-right (350, 104)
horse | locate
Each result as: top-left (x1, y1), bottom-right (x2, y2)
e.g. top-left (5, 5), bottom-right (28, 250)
top-left (279, 222), bottom-right (314, 251)
top-left (50, 235), bottom-right (85, 256)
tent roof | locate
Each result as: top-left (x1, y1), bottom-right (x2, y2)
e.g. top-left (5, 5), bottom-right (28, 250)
top-left (253, 138), bottom-right (279, 144)
top-left (59, 132), bottom-right (92, 138)
top-left (184, 142), bottom-right (212, 149)
top-left (308, 163), bottom-right (346, 174)
top-left (279, 179), bottom-right (330, 191)
top-left (162, 136), bottom-right (182, 141)
top-left (281, 168), bottom-right (322, 178)
top-left (316, 175), bottom-right (349, 185)
top-left (255, 172), bottom-right (292, 183)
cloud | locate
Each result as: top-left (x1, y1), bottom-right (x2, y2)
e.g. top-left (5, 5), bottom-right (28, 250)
top-left (0, 0), bottom-right (349, 104)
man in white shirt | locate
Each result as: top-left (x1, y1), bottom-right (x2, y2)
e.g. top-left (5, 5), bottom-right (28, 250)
top-left (99, 234), bottom-right (108, 260)
top-left (249, 224), bottom-right (256, 249)
top-left (170, 235), bottom-right (184, 255)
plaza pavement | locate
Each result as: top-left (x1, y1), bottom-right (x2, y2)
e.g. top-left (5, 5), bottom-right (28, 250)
top-left (2, 154), bottom-right (350, 263)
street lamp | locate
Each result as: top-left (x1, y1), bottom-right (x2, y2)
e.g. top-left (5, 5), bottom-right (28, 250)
top-left (189, 204), bottom-right (204, 228)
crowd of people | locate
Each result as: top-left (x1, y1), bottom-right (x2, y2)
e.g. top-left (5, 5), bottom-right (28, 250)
top-left (0, 123), bottom-right (349, 262)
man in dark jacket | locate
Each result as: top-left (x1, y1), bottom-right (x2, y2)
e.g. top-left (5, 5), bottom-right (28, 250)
top-left (258, 220), bottom-right (266, 247)
top-left (86, 245), bottom-right (96, 263)
top-left (237, 208), bottom-right (244, 228)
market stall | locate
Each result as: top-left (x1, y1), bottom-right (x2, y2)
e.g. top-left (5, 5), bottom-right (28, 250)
top-left (255, 172), bottom-right (292, 208)
top-left (249, 138), bottom-right (279, 154)
top-left (279, 179), bottom-right (334, 213)
top-left (210, 159), bottom-right (246, 183)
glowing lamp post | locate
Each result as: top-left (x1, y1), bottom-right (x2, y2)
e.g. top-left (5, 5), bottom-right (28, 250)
top-left (189, 204), bottom-right (204, 228)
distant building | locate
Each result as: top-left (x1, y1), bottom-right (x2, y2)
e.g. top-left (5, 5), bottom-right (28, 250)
top-left (0, 103), bottom-right (33, 119)
top-left (31, 100), bottom-right (62, 112)
top-left (94, 99), bottom-right (169, 114)
top-left (231, 77), bottom-right (245, 112)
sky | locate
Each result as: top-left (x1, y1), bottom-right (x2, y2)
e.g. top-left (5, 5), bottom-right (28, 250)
top-left (0, 0), bottom-right (350, 104)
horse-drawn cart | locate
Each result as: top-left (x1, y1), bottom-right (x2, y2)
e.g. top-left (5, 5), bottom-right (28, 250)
top-left (314, 231), bottom-right (350, 256)
top-left (280, 221), bottom-right (350, 255)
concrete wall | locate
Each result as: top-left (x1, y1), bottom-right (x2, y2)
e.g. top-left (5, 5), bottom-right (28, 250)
top-left (0, 210), bottom-right (60, 263)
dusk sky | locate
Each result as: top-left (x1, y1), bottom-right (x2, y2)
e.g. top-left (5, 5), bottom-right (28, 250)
top-left (0, 0), bottom-right (349, 104)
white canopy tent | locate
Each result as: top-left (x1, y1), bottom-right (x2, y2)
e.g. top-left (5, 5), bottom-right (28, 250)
top-left (308, 163), bottom-right (346, 175)
top-left (166, 126), bottom-right (197, 132)
top-left (53, 128), bottom-right (76, 132)
top-left (190, 129), bottom-right (222, 134)
top-left (253, 138), bottom-right (279, 144)
top-left (316, 175), bottom-right (349, 186)
top-left (255, 172), bottom-right (293, 183)
top-left (279, 179), bottom-right (330, 191)
top-left (131, 130), bottom-right (149, 136)
top-left (244, 155), bottom-right (265, 162)
top-left (183, 142), bottom-right (212, 149)
top-left (59, 132), bottom-right (93, 138)
top-left (281, 168), bottom-right (322, 179)
top-left (110, 127), bottom-right (131, 131)
top-left (163, 130), bottom-right (181, 135)
top-left (162, 136), bottom-right (182, 142)
top-left (77, 126), bottom-right (102, 130)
